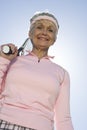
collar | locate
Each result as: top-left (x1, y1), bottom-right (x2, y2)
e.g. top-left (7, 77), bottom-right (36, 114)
top-left (27, 51), bottom-right (54, 60)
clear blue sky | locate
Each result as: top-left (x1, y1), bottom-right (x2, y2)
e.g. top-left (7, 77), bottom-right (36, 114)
top-left (0, 0), bottom-right (87, 130)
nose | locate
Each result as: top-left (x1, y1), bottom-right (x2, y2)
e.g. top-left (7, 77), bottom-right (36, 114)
top-left (42, 28), bottom-right (47, 35)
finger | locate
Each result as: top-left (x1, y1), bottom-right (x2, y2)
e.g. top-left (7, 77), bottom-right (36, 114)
top-left (6, 44), bottom-right (18, 54)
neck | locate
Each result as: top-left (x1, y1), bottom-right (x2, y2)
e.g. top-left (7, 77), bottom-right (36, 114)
top-left (31, 48), bottom-right (48, 60)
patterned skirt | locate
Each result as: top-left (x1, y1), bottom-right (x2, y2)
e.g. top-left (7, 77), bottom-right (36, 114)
top-left (0, 119), bottom-right (36, 130)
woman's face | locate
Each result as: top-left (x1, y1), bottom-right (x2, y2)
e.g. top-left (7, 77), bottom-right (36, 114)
top-left (29, 19), bottom-right (57, 51)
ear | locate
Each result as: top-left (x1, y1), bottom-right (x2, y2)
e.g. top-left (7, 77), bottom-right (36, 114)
top-left (51, 35), bottom-right (57, 46)
top-left (53, 35), bottom-right (57, 43)
top-left (54, 36), bottom-right (57, 42)
top-left (28, 31), bottom-right (32, 39)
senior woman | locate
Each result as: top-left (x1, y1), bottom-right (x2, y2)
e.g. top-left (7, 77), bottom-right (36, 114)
top-left (0, 12), bottom-right (74, 130)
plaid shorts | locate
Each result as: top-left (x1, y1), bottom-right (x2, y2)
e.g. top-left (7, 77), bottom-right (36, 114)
top-left (0, 119), bottom-right (36, 130)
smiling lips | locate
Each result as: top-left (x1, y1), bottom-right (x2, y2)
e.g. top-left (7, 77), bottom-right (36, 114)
top-left (37, 35), bottom-right (49, 41)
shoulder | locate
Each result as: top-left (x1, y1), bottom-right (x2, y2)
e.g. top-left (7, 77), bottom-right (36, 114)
top-left (50, 61), bottom-right (70, 83)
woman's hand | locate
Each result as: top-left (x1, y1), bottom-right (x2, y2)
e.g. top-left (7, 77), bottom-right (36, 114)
top-left (0, 43), bottom-right (18, 61)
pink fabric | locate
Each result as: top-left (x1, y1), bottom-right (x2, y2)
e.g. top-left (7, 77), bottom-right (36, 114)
top-left (0, 53), bottom-right (74, 130)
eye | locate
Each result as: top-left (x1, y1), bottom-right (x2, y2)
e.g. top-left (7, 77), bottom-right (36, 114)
top-left (48, 27), bottom-right (55, 33)
top-left (48, 29), bottom-right (54, 32)
top-left (36, 26), bottom-right (42, 29)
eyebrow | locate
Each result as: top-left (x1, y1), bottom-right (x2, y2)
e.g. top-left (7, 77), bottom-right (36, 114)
top-left (35, 22), bottom-right (56, 28)
top-left (30, 20), bottom-right (57, 33)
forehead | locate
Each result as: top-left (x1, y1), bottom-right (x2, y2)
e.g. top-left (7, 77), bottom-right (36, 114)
top-left (34, 19), bottom-right (56, 28)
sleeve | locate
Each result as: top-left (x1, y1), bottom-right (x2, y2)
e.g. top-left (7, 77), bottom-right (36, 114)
top-left (54, 71), bottom-right (74, 130)
top-left (0, 56), bottom-right (10, 94)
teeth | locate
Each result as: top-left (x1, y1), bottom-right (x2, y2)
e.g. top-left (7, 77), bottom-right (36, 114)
top-left (40, 38), bottom-right (46, 40)
top-left (39, 37), bottom-right (48, 41)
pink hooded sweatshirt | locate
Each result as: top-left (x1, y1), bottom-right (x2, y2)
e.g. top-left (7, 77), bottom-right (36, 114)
top-left (0, 52), bottom-right (74, 130)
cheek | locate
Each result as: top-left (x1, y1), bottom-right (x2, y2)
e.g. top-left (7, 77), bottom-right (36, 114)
top-left (52, 34), bottom-right (56, 42)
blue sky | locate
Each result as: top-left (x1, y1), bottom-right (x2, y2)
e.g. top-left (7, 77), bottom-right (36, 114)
top-left (0, 0), bottom-right (87, 130)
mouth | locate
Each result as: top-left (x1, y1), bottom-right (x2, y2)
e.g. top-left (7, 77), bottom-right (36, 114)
top-left (37, 36), bottom-right (49, 41)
